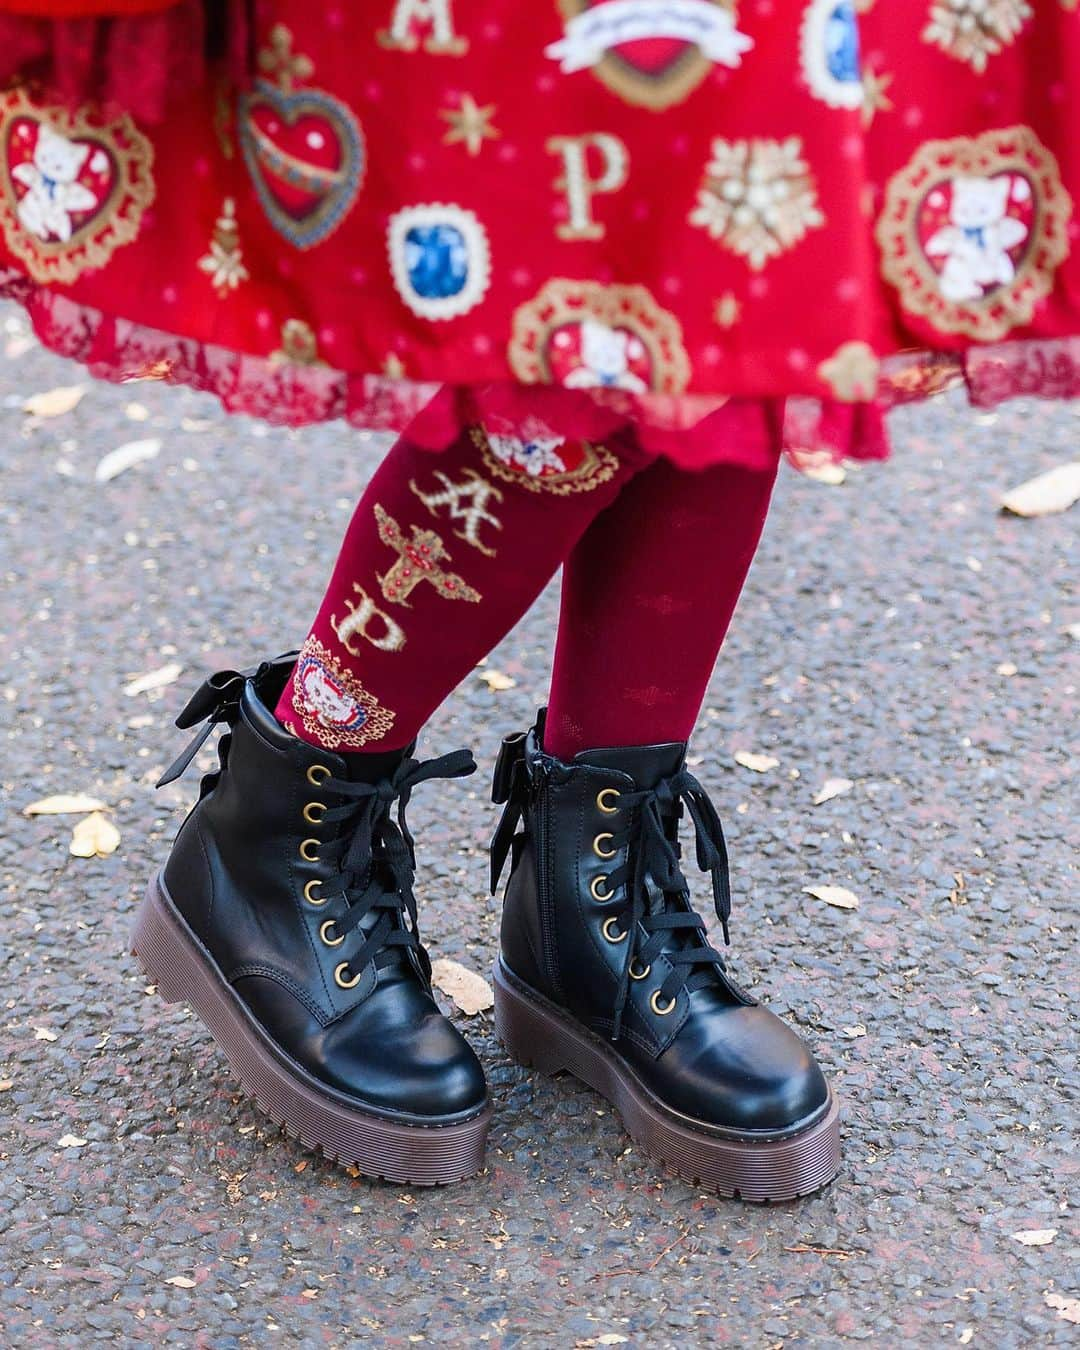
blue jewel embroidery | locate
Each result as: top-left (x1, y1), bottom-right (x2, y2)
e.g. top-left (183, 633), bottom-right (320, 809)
top-left (825, 1), bottom-right (861, 85)
top-left (962, 225), bottom-right (988, 247)
top-left (404, 224), bottom-right (469, 300)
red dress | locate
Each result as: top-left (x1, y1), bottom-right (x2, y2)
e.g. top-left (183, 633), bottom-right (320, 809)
top-left (0, 0), bottom-right (1077, 472)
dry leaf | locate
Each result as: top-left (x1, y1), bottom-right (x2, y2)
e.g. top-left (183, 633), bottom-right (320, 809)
top-left (24, 384), bottom-right (86, 418)
top-left (95, 437), bottom-right (162, 483)
top-left (996, 662), bottom-right (1018, 677)
top-left (597, 1339), bottom-right (629, 1347)
top-left (123, 662), bottom-right (183, 697)
top-left (477, 668), bottom-right (517, 691)
top-left (788, 447), bottom-right (847, 484)
top-left (734, 750), bottom-right (779, 773)
top-left (24, 793), bottom-right (107, 817)
top-left (57, 1134), bottom-right (87, 1148)
top-left (34, 1027), bottom-right (58, 1042)
top-left (1045, 1293), bottom-right (1080, 1325)
top-left (125, 401), bottom-right (150, 421)
top-left (164, 1276), bottom-right (197, 1289)
top-left (69, 812), bottom-right (121, 859)
top-left (0, 1081), bottom-right (13, 1092)
top-left (430, 958), bottom-right (494, 1016)
top-left (958, 1330), bottom-right (973, 1345)
top-left (1000, 463), bottom-right (1080, 517)
top-left (803, 884), bottom-right (860, 910)
top-left (1012, 1229), bottom-right (1057, 1246)
top-left (841, 1024), bottom-right (867, 1039)
top-left (813, 777), bottom-right (854, 806)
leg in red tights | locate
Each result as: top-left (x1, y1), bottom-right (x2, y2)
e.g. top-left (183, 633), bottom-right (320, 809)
top-left (275, 423), bottom-right (651, 751)
top-left (544, 452), bottom-right (779, 758)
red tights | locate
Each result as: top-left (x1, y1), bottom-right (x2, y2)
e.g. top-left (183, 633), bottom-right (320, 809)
top-left (275, 421), bottom-right (777, 759)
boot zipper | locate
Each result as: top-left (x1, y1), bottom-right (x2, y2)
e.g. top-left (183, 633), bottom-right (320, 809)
top-left (536, 778), bottom-right (565, 1003)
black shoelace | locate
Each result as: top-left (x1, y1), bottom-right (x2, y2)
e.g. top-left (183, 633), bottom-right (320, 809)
top-left (604, 769), bottom-right (733, 1041)
top-left (317, 749), bottom-right (476, 982)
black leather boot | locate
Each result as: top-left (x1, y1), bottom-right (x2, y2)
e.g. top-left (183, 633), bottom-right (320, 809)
top-left (132, 653), bottom-right (490, 1185)
top-left (490, 714), bottom-right (840, 1200)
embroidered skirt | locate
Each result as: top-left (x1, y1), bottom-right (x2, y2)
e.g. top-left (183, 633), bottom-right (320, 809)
top-left (1, 1), bottom-right (1078, 472)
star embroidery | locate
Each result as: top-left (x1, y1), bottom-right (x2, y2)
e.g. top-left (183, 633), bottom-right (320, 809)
top-left (440, 94), bottom-right (500, 157)
top-left (861, 68), bottom-right (894, 127)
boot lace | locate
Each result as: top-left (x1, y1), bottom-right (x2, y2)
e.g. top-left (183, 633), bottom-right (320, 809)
top-left (316, 749), bottom-right (476, 983)
top-left (603, 769), bottom-right (733, 1041)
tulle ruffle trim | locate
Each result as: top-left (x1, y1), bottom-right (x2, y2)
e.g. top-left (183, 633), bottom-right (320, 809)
top-left (5, 275), bottom-right (1080, 471)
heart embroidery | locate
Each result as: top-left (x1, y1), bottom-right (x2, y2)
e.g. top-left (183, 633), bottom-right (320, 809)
top-left (0, 89), bottom-right (154, 286)
top-left (238, 81), bottom-right (364, 250)
top-left (877, 127), bottom-right (1073, 342)
top-left (547, 0), bottom-right (752, 110)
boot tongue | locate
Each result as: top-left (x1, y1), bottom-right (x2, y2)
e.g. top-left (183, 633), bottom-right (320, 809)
top-left (338, 743), bottom-right (415, 783)
top-left (573, 741), bottom-right (686, 789)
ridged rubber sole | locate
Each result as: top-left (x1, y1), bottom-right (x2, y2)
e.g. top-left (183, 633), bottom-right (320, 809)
top-left (131, 876), bottom-right (491, 1186)
top-left (493, 959), bottom-right (840, 1202)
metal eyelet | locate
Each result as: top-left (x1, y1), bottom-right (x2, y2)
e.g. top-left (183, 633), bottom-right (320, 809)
top-left (334, 962), bottom-right (362, 990)
top-left (306, 763), bottom-right (331, 786)
top-left (596, 788), bottom-right (621, 815)
top-left (319, 920), bottom-right (344, 948)
top-left (592, 833), bottom-right (616, 860)
top-left (650, 990), bottom-right (676, 1016)
top-left (629, 959), bottom-right (651, 981)
top-left (303, 879), bottom-right (326, 906)
top-left (302, 801), bottom-right (327, 825)
top-left (590, 875), bottom-right (614, 903)
top-left (298, 838), bottom-right (320, 863)
top-left (601, 916), bottom-right (626, 944)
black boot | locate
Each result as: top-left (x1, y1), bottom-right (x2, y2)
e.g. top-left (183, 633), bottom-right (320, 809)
top-left (132, 653), bottom-right (490, 1185)
top-left (490, 713), bottom-right (840, 1201)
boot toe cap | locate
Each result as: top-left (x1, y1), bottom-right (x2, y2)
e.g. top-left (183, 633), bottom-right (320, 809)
top-left (657, 1004), bottom-right (830, 1134)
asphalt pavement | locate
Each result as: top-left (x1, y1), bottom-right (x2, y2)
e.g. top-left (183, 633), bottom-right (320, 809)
top-left (0, 300), bottom-right (1077, 1346)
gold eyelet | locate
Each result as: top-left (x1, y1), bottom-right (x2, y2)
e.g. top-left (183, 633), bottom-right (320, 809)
top-left (299, 838), bottom-right (320, 863)
top-left (590, 875), bottom-right (614, 903)
top-left (306, 763), bottom-right (331, 786)
top-left (319, 920), bottom-right (344, 948)
top-left (629, 959), bottom-right (651, 981)
top-left (650, 990), bottom-right (676, 1016)
top-left (303, 879), bottom-right (326, 906)
top-left (596, 788), bottom-right (621, 815)
top-left (302, 801), bottom-right (327, 825)
top-left (592, 833), bottom-right (616, 860)
top-left (334, 962), bottom-right (362, 990)
top-left (601, 915), bottom-right (626, 944)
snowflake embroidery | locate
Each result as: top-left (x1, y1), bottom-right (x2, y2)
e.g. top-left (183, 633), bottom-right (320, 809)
top-left (689, 137), bottom-right (825, 270)
top-left (922, 0), bottom-right (1033, 73)
top-left (487, 434), bottom-right (568, 477)
top-left (197, 198), bottom-right (248, 296)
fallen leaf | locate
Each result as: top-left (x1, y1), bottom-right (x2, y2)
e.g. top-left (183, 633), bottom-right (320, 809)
top-left (803, 884), bottom-right (860, 910)
top-left (24, 384), bottom-right (86, 418)
top-left (1012, 1228), bottom-right (1057, 1246)
top-left (95, 437), bottom-right (162, 483)
top-left (597, 1338), bottom-right (629, 1347)
top-left (57, 1134), bottom-right (87, 1148)
top-left (1045, 1293), bottom-right (1080, 1325)
top-left (1067, 623), bottom-right (1080, 642)
top-left (294, 1160), bottom-right (308, 1173)
top-left (164, 1276), bottom-right (197, 1289)
top-left (34, 1027), bottom-right (58, 1041)
top-left (787, 447), bottom-right (847, 484)
top-left (430, 957), bottom-right (494, 1016)
top-left (477, 668), bottom-right (517, 691)
top-left (1000, 463), bottom-right (1080, 517)
top-left (0, 1081), bottom-right (13, 1092)
top-left (123, 662), bottom-right (183, 697)
top-left (125, 401), bottom-right (150, 421)
top-left (841, 1024), bottom-right (867, 1039)
top-left (996, 662), bottom-right (1018, 677)
top-left (23, 793), bottom-right (107, 817)
top-left (734, 750), bottom-right (779, 773)
top-left (813, 777), bottom-right (854, 806)
top-left (959, 1329), bottom-right (974, 1345)
top-left (69, 812), bottom-right (121, 859)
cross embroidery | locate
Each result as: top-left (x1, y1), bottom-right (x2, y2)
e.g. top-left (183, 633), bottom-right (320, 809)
top-left (374, 503), bottom-right (481, 608)
top-left (409, 468), bottom-right (504, 557)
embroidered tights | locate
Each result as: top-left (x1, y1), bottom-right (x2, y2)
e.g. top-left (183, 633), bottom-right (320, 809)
top-left (275, 423), bottom-right (777, 757)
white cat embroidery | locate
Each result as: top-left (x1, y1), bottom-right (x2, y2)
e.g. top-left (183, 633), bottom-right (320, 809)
top-left (298, 662), bottom-right (360, 729)
top-left (926, 176), bottom-right (1028, 303)
top-left (488, 434), bottom-right (567, 477)
top-left (563, 319), bottom-right (648, 393)
top-left (12, 124), bottom-right (99, 243)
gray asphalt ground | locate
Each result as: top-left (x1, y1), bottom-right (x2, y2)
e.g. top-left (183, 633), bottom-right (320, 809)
top-left (0, 299), bottom-right (1077, 1347)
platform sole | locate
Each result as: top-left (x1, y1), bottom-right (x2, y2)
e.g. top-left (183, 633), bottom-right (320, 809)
top-left (132, 875), bottom-right (491, 1186)
top-left (493, 959), bottom-right (840, 1202)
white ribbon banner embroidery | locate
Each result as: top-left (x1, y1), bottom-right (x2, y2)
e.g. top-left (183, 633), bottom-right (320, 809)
top-left (546, 0), bottom-right (754, 73)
